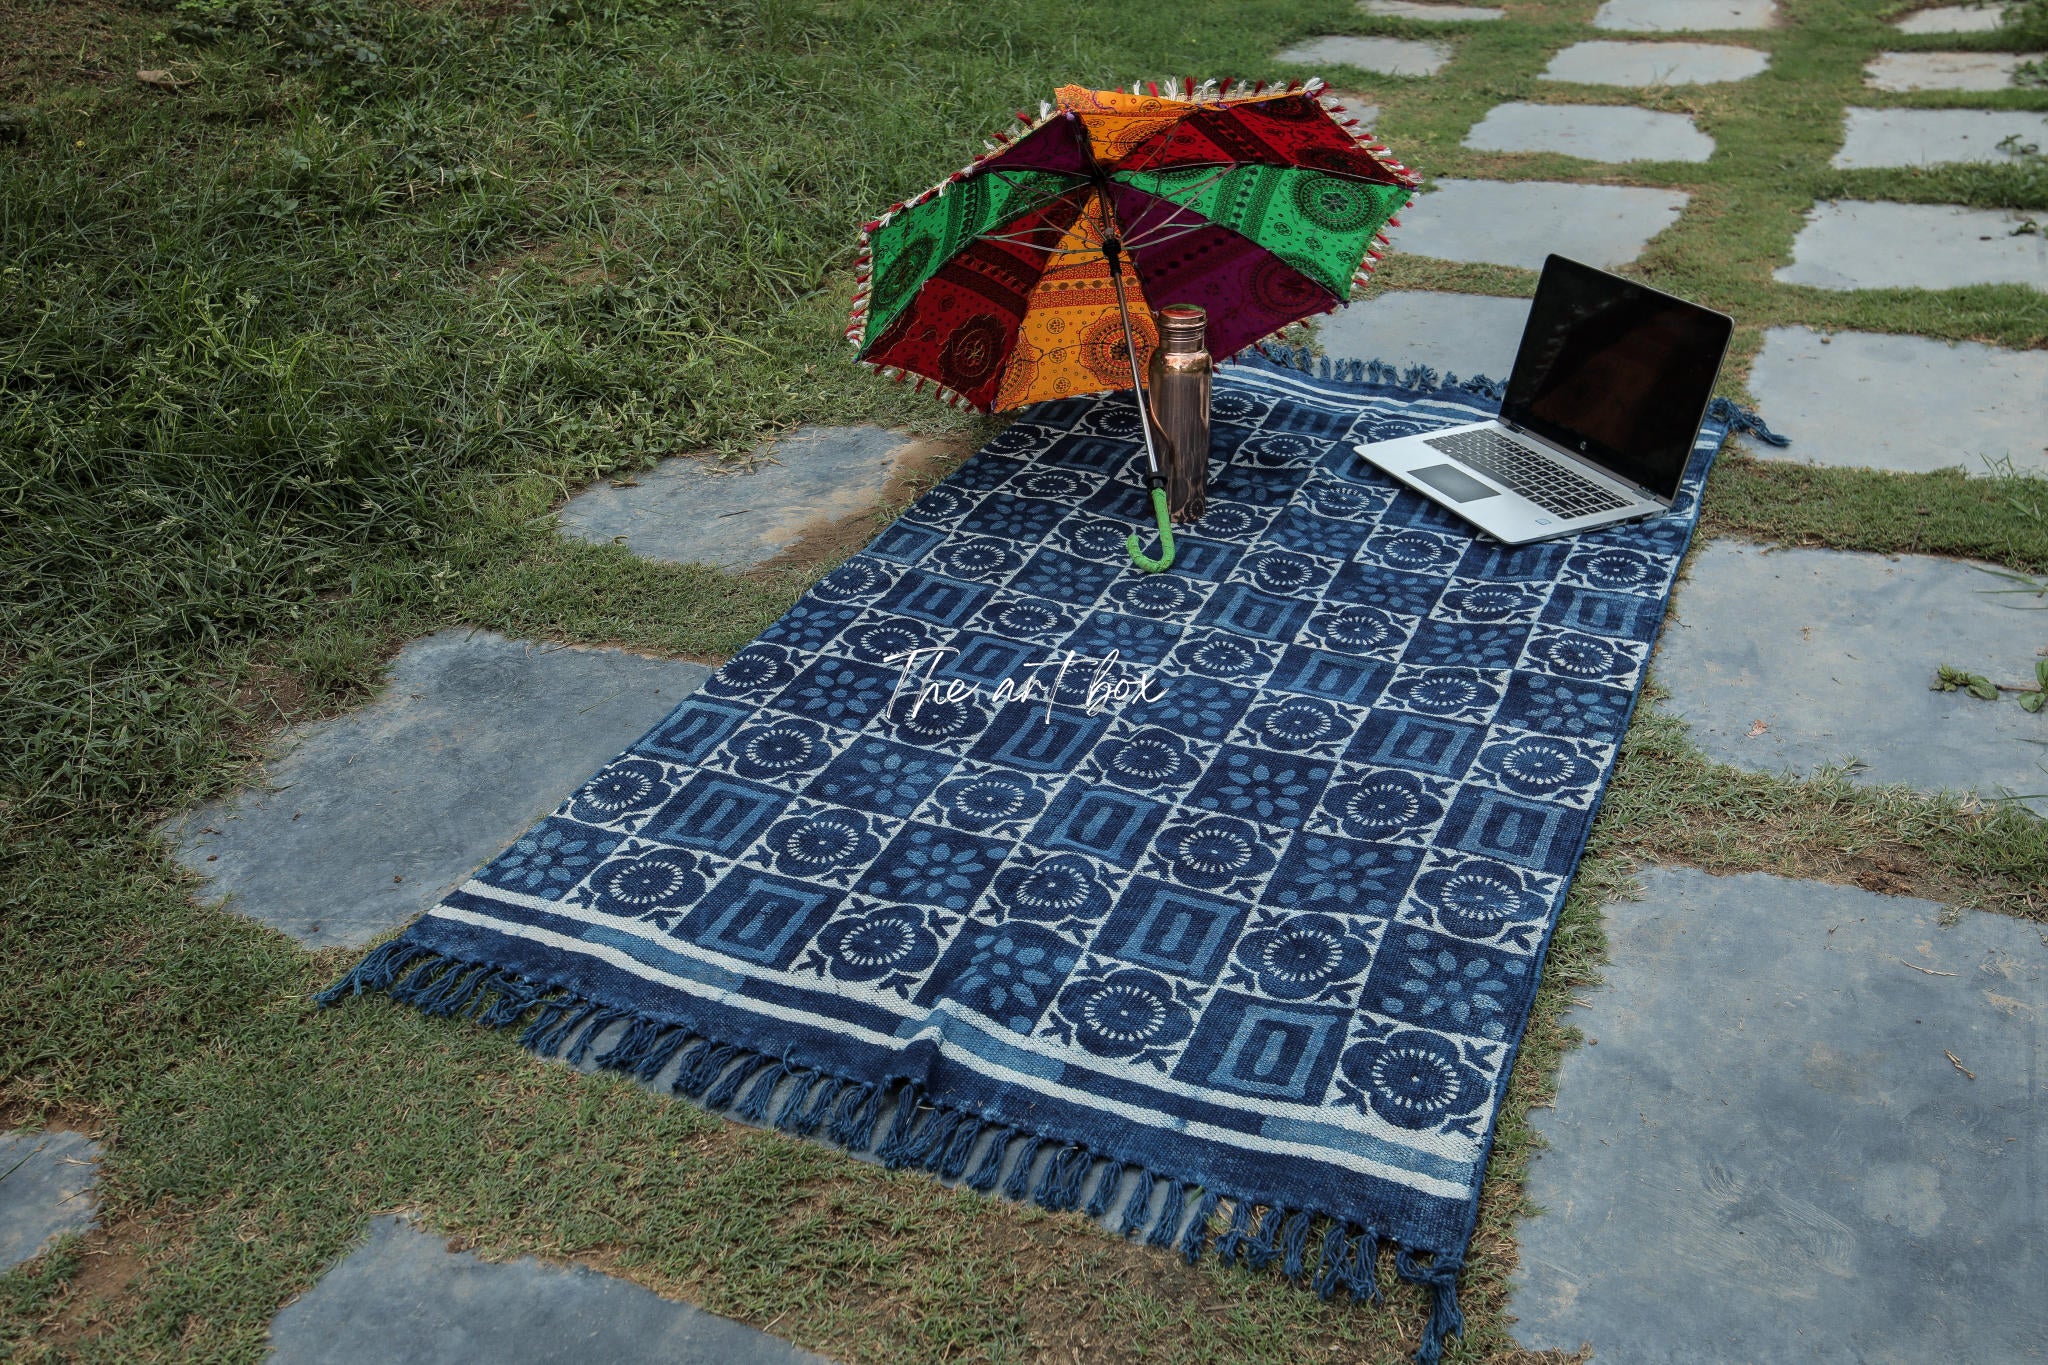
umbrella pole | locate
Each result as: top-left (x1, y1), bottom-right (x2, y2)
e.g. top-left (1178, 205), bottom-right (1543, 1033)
top-left (1102, 236), bottom-right (1175, 574)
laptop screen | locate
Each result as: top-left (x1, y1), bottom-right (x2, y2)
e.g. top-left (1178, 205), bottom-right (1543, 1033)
top-left (1500, 255), bottom-right (1732, 502)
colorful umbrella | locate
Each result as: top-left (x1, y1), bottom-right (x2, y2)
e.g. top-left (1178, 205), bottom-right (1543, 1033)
top-left (846, 76), bottom-right (1420, 566)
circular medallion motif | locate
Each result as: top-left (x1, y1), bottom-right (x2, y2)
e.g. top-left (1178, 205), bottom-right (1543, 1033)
top-left (711, 647), bottom-right (794, 695)
top-left (1543, 634), bottom-right (1618, 678)
top-left (939, 771), bottom-right (1039, 827)
top-left (1417, 863), bottom-right (1533, 938)
top-left (1583, 550), bottom-right (1652, 588)
top-left (1196, 504), bottom-right (1255, 536)
top-left (848, 620), bottom-right (928, 662)
top-left (1064, 517), bottom-right (1133, 559)
top-left (1056, 969), bottom-right (1193, 1060)
top-left (994, 853), bottom-right (1105, 923)
top-left (1323, 605), bottom-right (1392, 652)
top-left (1496, 737), bottom-right (1581, 792)
top-left (1162, 815), bottom-right (1273, 889)
top-left (814, 559), bottom-right (883, 602)
top-left (590, 849), bottom-right (705, 917)
top-left (769, 811), bottom-right (877, 877)
top-left (934, 538), bottom-right (1019, 580)
top-left (1235, 914), bottom-right (1370, 999)
top-left (940, 313), bottom-right (1007, 390)
top-left (1115, 575), bottom-right (1194, 617)
top-left (816, 906), bottom-right (938, 983)
top-left (1330, 770), bottom-right (1443, 840)
top-left (1107, 728), bottom-right (1193, 787)
top-left (1256, 697), bottom-right (1339, 750)
top-left (990, 600), bottom-right (1064, 637)
top-left (1400, 671), bottom-right (1483, 714)
top-left (1250, 255), bottom-right (1330, 315)
top-left (1291, 175), bottom-right (1377, 234)
top-left (1186, 636), bottom-right (1262, 678)
top-left (1016, 470), bottom-right (1086, 501)
top-left (1248, 550), bottom-right (1319, 594)
top-left (1380, 532), bottom-right (1457, 572)
top-left (571, 759), bottom-right (669, 822)
top-left (1342, 1030), bottom-right (1487, 1131)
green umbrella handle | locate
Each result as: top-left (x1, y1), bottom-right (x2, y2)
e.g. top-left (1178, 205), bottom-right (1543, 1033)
top-left (1125, 486), bottom-right (1176, 573)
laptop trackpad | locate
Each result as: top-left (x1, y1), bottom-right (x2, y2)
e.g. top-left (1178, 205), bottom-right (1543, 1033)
top-left (1409, 463), bottom-right (1500, 502)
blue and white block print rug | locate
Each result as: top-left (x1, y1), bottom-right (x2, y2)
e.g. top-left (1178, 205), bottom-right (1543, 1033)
top-left (323, 354), bottom-right (1749, 1363)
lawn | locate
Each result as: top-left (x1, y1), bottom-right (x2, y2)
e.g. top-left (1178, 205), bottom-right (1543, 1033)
top-left (1, 0), bottom-right (2043, 1360)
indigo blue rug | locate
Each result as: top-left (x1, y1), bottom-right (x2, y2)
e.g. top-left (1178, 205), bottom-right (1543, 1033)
top-left (322, 353), bottom-right (1774, 1363)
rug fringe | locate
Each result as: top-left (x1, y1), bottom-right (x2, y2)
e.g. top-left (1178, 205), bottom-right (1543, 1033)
top-left (317, 942), bottom-right (1468, 1365)
top-left (1239, 343), bottom-right (1788, 448)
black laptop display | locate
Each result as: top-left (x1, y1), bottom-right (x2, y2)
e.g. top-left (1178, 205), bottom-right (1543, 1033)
top-left (1501, 256), bottom-right (1733, 505)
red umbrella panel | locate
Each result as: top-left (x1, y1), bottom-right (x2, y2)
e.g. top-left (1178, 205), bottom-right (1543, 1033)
top-left (847, 78), bottom-right (1420, 413)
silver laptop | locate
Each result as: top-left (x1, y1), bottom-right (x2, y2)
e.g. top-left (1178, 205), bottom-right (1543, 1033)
top-left (1353, 254), bottom-right (1732, 546)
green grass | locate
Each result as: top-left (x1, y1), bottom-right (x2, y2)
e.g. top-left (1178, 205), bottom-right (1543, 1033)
top-left (2, 0), bottom-right (2045, 1360)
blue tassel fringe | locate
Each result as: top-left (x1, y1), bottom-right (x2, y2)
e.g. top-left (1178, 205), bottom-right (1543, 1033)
top-left (318, 940), bottom-right (1470, 1365)
top-left (1244, 343), bottom-right (1788, 449)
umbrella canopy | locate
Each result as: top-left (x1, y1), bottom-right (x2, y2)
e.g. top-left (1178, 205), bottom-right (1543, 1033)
top-left (847, 78), bottom-right (1420, 413)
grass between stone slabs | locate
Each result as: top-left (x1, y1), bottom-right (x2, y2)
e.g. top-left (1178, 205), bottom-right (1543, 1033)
top-left (2, 0), bottom-right (2045, 1360)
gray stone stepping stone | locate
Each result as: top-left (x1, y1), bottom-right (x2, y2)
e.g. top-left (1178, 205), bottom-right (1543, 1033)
top-left (1776, 200), bottom-right (2048, 292)
top-left (1273, 35), bottom-right (1454, 77)
top-left (1463, 101), bottom-right (1715, 162)
top-left (1397, 179), bottom-right (1690, 269)
top-left (1592, 0), bottom-right (1778, 31)
top-left (0, 1130), bottom-right (100, 1272)
top-left (269, 1215), bottom-right (831, 1364)
top-left (1866, 50), bottom-right (2026, 91)
top-left (1656, 542), bottom-right (2048, 813)
top-left (1358, 0), bottom-right (1502, 20)
top-left (1512, 866), bottom-right (2048, 1361)
top-left (1317, 289), bottom-right (1533, 380)
top-left (559, 426), bottom-right (925, 571)
top-left (166, 631), bottom-right (709, 948)
top-left (1833, 107), bottom-right (2048, 169)
top-left (1745, 326), bottom-right (2048, 477)
top-left (1540, 39), bottom-right (1769, 85)
top-left (1894, 2), bottom-right (2006, 32)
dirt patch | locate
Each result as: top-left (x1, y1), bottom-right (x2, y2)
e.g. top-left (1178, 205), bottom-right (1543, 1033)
top-left (744, 433), bottom-right (978, 582)
top-left (28, 1220), bottom-right (150, 1355)
top-left (0, 1098), bottom-right (103, 1139)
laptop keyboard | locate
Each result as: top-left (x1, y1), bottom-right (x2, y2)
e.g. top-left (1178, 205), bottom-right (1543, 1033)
top-left (1422, 429), bottom-right (1631, 519)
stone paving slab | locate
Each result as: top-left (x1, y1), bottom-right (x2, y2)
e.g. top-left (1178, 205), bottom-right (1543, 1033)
top-left (1894, 2), bottom-right (2005, 31)
top-left (1592, 0), bottom-right (1779, 31)
top-left (1656, 541), bottom-right (2048, 813)
top-left (1273, 34), bottom-right (1454, 77)
top-left (166, 631), bottom-right (710, 948)
top-left (1358, 0), bottom-right (1503, 19)
top-left (1316, 289), bottom-right (1533, 380)
top-left (1865, 50), bottom-right (2026, 91)
top-left (559, 426), bottom-right (920, 571)
top-left (1511, 866), bottom-right (2048, 1362)
top-left (1540, 39), bottom-right (1769, 84)
top-left (1776, 200), bottom-right (2048, 292)
top-left (1397, 178), bottom-right (1689, 269)
top-left (0, 1130), bottom-right (100, 1272)
top-left (269, 1215), bottom-right (831, 1364)
top-left (1744, 325), bottom-right (2048, 477)
top-left (1833, 107), bottom-right (2048, 169)
top-left (1463, 101), bottom-right (1714, 162)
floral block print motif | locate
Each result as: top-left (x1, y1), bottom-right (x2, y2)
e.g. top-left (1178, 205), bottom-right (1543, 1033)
top-left (324, 355), bottom-right (1740, 1365)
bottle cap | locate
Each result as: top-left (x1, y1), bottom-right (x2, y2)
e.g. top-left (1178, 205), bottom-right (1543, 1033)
top-left (1155, 303), bottom-right (1207, 354)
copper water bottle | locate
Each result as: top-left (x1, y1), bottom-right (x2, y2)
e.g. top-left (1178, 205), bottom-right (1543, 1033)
top-left (1146, 303), bottom-right (1212, 525)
